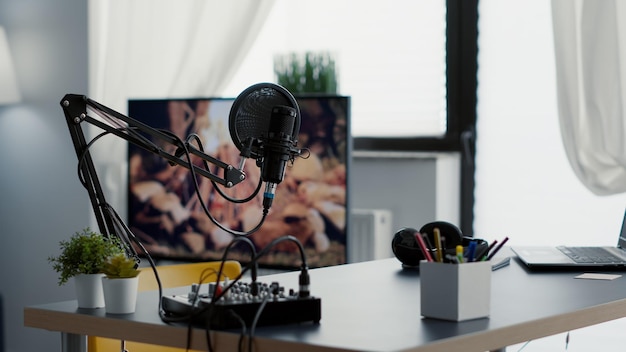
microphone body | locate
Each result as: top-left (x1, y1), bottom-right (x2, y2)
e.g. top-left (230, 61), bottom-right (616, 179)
top-left (261, 105), bottom-right (299, 209)
top-left (262, 105), bottom-right (297, 184)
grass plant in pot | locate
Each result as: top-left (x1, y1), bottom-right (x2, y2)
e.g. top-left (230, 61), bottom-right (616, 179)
top-left (273, 51), bottom-right (338, 94)
top-left (48, 228), bottom-right (124, 308)
top-left (100, 253), bottom-right (141, 314)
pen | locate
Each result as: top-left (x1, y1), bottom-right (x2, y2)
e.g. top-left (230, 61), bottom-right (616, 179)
top-left (434, 228), bottom-right (443, 262)
top-left (422, 232), bottom-right (435, 256)
top-left (414, 232), bottom-right (434, 262)
top-left (479, 239), bottom-right (498, 261)
top-left (486, 236), bottom-right (509, 261)
top-left (456, 245), bottom-right (464, 263)
top-left (467, 240), bottom-right (477, 262)
top-left (491, 256), bottom-right (511, 271)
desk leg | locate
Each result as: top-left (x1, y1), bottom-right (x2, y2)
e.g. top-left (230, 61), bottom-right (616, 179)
top-left (61, 332), bottom-right (87, 352)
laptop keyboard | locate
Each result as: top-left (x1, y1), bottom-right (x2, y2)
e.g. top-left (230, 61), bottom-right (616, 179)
top-left (558, 246), bottom-right (626, 264)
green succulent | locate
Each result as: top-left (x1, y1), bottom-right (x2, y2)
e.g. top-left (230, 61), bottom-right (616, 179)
top-left (48, 228), bottom-right (124, 285)
top-left (101, 253), bottom-right (141, 279)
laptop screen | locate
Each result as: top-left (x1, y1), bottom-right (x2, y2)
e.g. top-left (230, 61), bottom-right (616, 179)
top-left (618, 209), bottom-right (626, 249)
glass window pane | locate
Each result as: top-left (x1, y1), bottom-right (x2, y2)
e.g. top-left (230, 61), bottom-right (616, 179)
top-left (224, 0), bottom-right (447, 138)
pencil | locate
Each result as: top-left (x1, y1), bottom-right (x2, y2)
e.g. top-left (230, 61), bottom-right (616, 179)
top-left (434, 228), bottom-right (443, 262)
top-left (414, 231), bottom-right (434, 262)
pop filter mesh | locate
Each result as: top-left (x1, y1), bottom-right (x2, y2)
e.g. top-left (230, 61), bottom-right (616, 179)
top-left (229, 83), bottom-right (300, 159)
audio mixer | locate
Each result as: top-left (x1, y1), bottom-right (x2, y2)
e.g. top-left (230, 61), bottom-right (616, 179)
top-left (161, 280), bottom-right (321, 329)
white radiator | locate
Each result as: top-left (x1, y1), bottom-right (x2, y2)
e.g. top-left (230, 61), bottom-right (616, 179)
top-left (348, 209), bottom-right (394, 263)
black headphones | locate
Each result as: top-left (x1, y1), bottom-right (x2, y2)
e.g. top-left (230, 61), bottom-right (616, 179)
top-left (391, 221), bottom-right (488, 267)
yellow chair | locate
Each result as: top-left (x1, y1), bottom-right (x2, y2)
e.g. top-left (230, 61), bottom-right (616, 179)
top-left (88, 260), bottom-right (242, 352)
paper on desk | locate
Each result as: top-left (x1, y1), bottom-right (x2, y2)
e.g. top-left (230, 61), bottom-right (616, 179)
top-left (575, 273), bottom-right (622, 281)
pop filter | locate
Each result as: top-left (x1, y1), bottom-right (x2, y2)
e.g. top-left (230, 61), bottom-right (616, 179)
top-left (229, 82), bottom-right (301, 160)
top-left (228, 83), bottom-right (302, 211)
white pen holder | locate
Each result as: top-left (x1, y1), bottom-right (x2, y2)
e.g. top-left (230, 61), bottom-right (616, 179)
top-left (420, 260), bottom-right (491, 321)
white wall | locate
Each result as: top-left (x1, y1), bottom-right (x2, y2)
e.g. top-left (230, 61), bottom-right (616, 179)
top-left (0, 0), bottom-right (90, 351)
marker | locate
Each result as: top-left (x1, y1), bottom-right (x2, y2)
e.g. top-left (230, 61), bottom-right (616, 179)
top-left (456, 245), bottom-right (464, 263)
top-left (480, 239), bottom-right (498, 261)
top-left (467, 240), bottom-right (477, 262)
top-left (414, 232), bottom-right (434, 262)
top-left (434, 228), bottom-right (443, 262)
top-left (486, 236), bottom-right (509, 261)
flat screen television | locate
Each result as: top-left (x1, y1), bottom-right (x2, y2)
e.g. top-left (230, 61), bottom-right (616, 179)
top-left (127, 95), bottom-right (350, 269)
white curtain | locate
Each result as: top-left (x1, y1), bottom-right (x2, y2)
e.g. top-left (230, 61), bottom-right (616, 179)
top-left (86, 0), bottom-right (275, 225)
top-left (552, 0), bottom-right (626, 195)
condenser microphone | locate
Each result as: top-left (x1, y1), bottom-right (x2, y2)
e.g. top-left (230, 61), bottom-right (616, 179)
top-left (260, 105), bottom-right (298, 209)
top-left (261, 105), bottom-right (297, 184)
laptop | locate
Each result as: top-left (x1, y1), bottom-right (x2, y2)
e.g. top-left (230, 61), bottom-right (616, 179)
top-left (511, 209), bottom-right (626, 270)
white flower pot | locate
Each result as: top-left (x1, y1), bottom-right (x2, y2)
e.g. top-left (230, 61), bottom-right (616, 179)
top-left (74, 273), bottom-right (105, 308)
top-left (101, 276), bottom-right (139, 314)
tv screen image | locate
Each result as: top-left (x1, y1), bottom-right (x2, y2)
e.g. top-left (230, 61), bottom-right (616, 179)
top-left (127, 96), bottom-right (350, 269)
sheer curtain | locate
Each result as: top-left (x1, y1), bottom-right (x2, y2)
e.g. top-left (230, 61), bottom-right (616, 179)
top-left (476, 3), bottom-right (626, 347)
top-left (552, 0), bottom-right (626, 195)
top-left (86, 0), bottom-right (275, 225)
top-left (474, 0), bottom-right (626, 250)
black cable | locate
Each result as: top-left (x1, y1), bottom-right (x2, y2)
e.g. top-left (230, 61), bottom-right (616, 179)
top-left (96, 204), bottom-right (172, 351)
top-left (158, 235), bottom-right (309, 352)
top-left (161, 128), bottom-right (268, 236)
top-left (199, 267), bottom-right (219, 286)
top-left (157, 236), bottom-right (258, 351)
top-left (204, 236), bottom-right (258, 352)
top-left (76, 130), bottom-right (111, 188)
top-left (255, 235), bottom-right (308, 269)
top-left (227, 310), bottom-right (247, 352)
top-left (98, 203), bottom-right (183, 329)
top-left (185, 133), bottom-right (263, 204)
top-left (172, 235), bottom-right (306, 350)
top-left (101, 204), bottom-right (166, 316)
top-left (299, 147), bottom-right (312, 160)
top-left (211, 236), bottom-right (309, 348)
top-left (102, 204), bottom-right (139, 260)
top-left (248, 294), bottom-right (270, 352)
top-left (209, 235), bottom-right (307, 305)
top-left (214, 236), bottom-right (259, 296)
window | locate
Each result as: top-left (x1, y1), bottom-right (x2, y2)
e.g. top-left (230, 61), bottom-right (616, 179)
top-left (225, 0), bottom-right (478, 234)
top-left (224, 0), bottom-right (447, 139)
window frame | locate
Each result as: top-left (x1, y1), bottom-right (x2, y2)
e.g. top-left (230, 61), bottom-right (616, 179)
top-left (353, 0), bottom-right (479, 235)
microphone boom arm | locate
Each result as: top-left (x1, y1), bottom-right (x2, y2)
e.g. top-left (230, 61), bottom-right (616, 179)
top-left (61, 93), bottom-right (246, 239)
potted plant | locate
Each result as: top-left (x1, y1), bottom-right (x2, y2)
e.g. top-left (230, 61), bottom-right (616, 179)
top-left (274, 51), bottom-right (338, 94)
top-left (100, 253), bottom-right (141, 314)
top-left (48, 228), bottom-right (124, 308)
